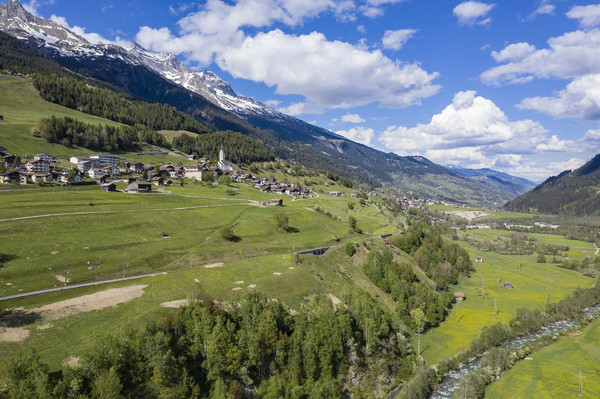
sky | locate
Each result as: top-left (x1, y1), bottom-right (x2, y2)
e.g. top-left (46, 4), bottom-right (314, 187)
top-left (18, 0), bottom-right (600, 182)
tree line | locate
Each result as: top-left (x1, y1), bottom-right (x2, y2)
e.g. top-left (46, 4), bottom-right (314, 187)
top-left (32, 74), bottom-right (211, 134)
top-left (7, 290), bottom-right (415, 398)
top-left (172, 132), bottom-right (274, 165)
top-left (36, 115), bottom-right (169, 152)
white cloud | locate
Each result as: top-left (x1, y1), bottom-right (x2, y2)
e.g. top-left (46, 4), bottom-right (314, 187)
top-left (336, 126), bottom-right (375, 146)
top-left (481, 28), bottom-right (600, 85)
top-left (277, 101), bottom-right (325, 116)
top-left (382, 29), bottom-right (417, 51)
top-left (50, 15), bottom-right (129, 46)
top-left (525, 3), bottom-right (555, 21)
top-left (264, 99), bottom-right (281, 108)
top-left (549, 157), bottom-right (586, 174)
top-left (214, 30), bottom-right (440, 110)
top-left (453, 1), bottom-right (495, 26)
top-left (341, 114), bottom-right (366, 123)
top-left (567, 4), bottom-right (600, 28)
top-left (518, 74), bottom-right (600, 120)
top-left (491, 42), bottom-right (536, 62)
top-left (379, 91), bottom-right (556, 174)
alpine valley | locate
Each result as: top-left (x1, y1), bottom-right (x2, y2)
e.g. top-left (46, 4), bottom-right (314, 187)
top-left (1, 0), bottom-right (529, 205)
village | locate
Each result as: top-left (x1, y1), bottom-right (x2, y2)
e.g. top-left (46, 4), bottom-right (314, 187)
top-left (0, 145), bottom-right (314, 202)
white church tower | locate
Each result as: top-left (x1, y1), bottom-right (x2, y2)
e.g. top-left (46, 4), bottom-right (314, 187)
top-left (218, 145), bottom-right (234, 172)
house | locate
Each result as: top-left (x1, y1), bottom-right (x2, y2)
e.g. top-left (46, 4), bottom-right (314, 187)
top-left (184, 165), bottom-right (208, 181)
top-left (329, 191), bottom-right (342, 196)
top-left (1, 168), bottom-right (27, 185)
top-left (77, 160), bottom-right (93, 173)
top-left (187, 154), bottom-right (197, 160)
top-left (504, 282), bottom-right (514, 289)
top-left (267, 199), bottom-right (283, 206)
top-left (0, 147), bottom-right (6, 156)
top-left (151, 176), bottom-right (164, 186)
top-left (2, 154), bottom-right (19, 168)
top-left (199, 158), bottom-right (208, 164)
top-left (384, 239), bottom-right (392, 247)
top-left (102, 166), bottom-right (119, 176)
top-left (60, 169), bottom-right (83, 183)
top-left (31, 173), bottom-right (51, 183)
top-left (88, 168), bottom-right (107, 180)
top-left (454, 292), bottom-right (466, 301)
top-left (101, 182), bottom-right (116, 192)
top-left (34, 154), bottom-right (57, 163)
top-left (129, 162), bottom-right (144, 173)
top-left (475, 256), bottom-right (484, 263)
top-left (25, 159), bottom-right (50, 175)
top-left (127, 182), bottom-right (152, 193)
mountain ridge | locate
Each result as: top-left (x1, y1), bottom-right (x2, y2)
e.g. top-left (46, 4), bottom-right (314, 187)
top-left (505, 154), bottom-right (600, 216)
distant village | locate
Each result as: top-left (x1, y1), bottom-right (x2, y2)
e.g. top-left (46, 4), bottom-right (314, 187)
top-left (0, 146), bottom-right (310, 200)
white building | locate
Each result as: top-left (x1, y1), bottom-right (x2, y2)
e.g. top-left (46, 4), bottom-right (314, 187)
top-left (34, 154), bottom-right (57, 163)
top-left (218, 145), bottom-right (234, 172)
top-left (89, 154), bottom-right (120, 167)
top-left (25, 159), bottom-right (50, 174)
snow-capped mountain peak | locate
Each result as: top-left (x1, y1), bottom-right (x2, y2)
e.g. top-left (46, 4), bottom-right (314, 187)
top-left (0, 0), bottom-right (87, 46)
top-left (126, 42), bottom-right (289, 120)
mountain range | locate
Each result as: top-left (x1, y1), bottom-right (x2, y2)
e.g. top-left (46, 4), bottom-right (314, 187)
top-left (0, 0), bottom-right (530, 204)
top-left (506, 154), bottom-right (600, 216)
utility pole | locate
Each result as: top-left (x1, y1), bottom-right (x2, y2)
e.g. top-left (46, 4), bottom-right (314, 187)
top-left (493, 297), bottom-right (498, 318)
top-left (189, 252), bottom-right (192, 269)
top-left (123, 257), bottom-right (125, 277)
top-left (64, 263), bottom-right (67, 286)
top-left (292, 239), bottom-right (295, 253)
top-left (545, 265), bottom-right (552, 306)
top-left (417, 332), bottom-right (421, 358)
top-left (497, 264), bottom-right (501, 283)
top-left (481, 277), bottom-right (485, 299)
top-left (456, 300), bottom-right (460, 323)
top-left (576, 371), bottom-right (586, 396)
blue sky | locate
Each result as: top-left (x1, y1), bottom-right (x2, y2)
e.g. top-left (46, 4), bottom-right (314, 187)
top-left (21, 0), bottom-right (600, 182)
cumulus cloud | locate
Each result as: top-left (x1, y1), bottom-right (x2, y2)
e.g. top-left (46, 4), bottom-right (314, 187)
top-left (491, 42), bottom-right (536, 62)
top-left (567, 4), bottom-right (600, 28)
top-left (336, 126), bottom-right (375, 146)
top-left (518, 74), bottom-right (600, 120)
top-left (379, 91), bottom-right (556, 173)
top-left (382, 29), bottom-right (417, 50)
top-left (341, 114), bottom-right (366, 123)
top-left (453, 1), bottom-right (495, 26)
top-left (136, 1), bottom-right (439, 112)
top-left (215, 30), bottom-right (440, 110)
top-left (50, 15), bottom-right (130, 46)
top-left (481, 28), bottom-right (600, 84)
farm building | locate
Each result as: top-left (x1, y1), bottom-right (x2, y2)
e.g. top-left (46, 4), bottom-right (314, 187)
top-left (267, 199), bottom-right (283, 206)
top-left (101, 183), bottom-right (116, 192)
top-left (475, 256), bottom-right (483, 262)
top-left (454, 292), bottom-right (465, 301)
top-left (384, 239), bottom-right (392, 247)
top-left (504, 281), bottom-right (513, 289)
top-left (127, 182), bottom-right (152, 193)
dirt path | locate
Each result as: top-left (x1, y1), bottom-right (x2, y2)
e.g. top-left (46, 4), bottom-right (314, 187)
top-left (0, 203), bottom-right (250, 223)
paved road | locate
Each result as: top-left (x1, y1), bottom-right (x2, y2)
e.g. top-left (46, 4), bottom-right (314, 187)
top-left (0, 272), bottom-right (167, 302)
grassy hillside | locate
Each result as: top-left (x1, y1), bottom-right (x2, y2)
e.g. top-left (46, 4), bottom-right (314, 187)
top-left (0, 75), bottom-right (196, 165)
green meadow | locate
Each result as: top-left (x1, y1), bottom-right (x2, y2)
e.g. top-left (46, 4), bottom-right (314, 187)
top-left (420, 239), bottom-right (596, 365)
top-left (486, 315), bottom-right (600, 398)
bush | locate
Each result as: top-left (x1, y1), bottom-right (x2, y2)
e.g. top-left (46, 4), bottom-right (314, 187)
top-left (345, 242), bottom-right (356, 257)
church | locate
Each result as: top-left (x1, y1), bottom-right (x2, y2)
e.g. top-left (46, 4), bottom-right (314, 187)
top-left (218, 145), bottom-right (234, 172)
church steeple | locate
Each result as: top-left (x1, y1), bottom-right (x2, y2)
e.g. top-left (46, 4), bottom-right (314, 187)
top-left (219, 145), bottom-right (225, 162)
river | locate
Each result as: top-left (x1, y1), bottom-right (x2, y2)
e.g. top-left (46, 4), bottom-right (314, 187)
top-left (429, 302), bottom-right (600, 398)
